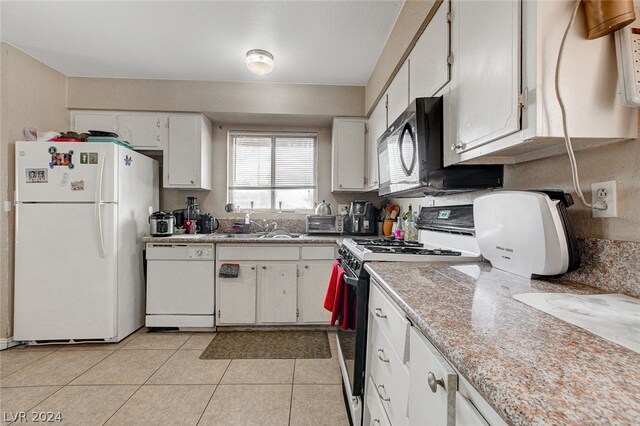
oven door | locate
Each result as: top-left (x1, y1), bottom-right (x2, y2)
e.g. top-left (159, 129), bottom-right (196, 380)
top-left (336, 270), bottom-right (369, 398)
top-left (378, 110), bottom-right (420, 197)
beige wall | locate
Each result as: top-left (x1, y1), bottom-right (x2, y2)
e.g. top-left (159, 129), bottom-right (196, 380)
top-left (392, 138), bottom-right (640, 243)
top-left (160, 123), bottom-right (380, 218)
top-left (0, 43), bottom-right (69, 339)
top-left (67, 77), bottom-right (365, 118)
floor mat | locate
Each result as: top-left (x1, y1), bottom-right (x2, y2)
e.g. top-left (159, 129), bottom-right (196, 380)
top-left (200, 330), bottom-right (331, 359)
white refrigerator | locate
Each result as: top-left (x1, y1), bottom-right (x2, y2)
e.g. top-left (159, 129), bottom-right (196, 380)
top-left (14, 141), bottom-right (159, 342)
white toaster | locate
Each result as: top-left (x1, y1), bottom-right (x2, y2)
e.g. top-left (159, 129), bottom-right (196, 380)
top-left (473, 191), bottom-right (580, 278)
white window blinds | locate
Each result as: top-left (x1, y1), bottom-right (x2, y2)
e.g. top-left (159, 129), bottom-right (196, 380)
top-left (228, 132), bottom-right (317, 210)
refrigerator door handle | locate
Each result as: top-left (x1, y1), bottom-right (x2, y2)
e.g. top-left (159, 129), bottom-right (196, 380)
top-left (95, 157), bottom-right (106, 258)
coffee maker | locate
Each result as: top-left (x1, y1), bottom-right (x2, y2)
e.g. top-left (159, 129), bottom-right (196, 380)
top-left (346, 201), bottom-right (377, 235)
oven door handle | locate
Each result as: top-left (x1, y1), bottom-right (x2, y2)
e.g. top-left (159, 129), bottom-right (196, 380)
top-left (343, 275), bottom-right (360, 287)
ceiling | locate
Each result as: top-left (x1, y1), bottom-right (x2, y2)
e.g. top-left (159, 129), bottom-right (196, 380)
top-left (0, 1), bottom-right (403, 86)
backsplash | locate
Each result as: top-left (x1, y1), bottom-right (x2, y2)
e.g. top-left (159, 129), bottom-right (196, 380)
top-left (559, 238), bottom-right (640, 298)
top-left (217, 217), bottom-right (307, 234)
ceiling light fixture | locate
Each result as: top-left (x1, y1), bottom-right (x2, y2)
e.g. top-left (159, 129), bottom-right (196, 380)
top-left (245, 49), bottom-right (275, 75)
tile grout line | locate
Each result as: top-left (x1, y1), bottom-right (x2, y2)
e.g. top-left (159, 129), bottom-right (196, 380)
top-left (195, 358), bottom-right (233, 426)
top-left (100, 384), bottom-right (144, 426)
top-left (101, 332), bottom-right (188, 426)
top-left (19, 337), bottom-right (143, 426)
top-left (5, 384), bottom-right (64, 422)
top-left (289, 359), bottom-right (298, 425)
top-left (0, 347), bottom-right (61, 382)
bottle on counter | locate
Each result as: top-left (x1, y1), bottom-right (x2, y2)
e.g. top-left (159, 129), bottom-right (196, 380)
top-left (394, 216), bottom-right (405, 240)
top-left (405, 211), bottom-right (419, 242)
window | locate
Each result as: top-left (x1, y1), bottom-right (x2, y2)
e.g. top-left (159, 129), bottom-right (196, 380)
top-left (228, 132), bottom-right (317, 210)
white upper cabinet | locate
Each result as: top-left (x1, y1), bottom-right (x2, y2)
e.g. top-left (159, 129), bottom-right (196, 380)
top-left (409, 0), bottom-right (451, 101)
top-left (366, 96), bottom-right (387, 191)
top-left (164, 114), bottom-right (212, 190)
top-left (386, 60), bottom-right (410, 126)
top-left (446, 0), bottom-right (522, 159)
top-left (71, 110), bottom-right (164, 150)
top-left (72, 112), bottom-right (118, 135)
top-left (444, 0), bottom-right (637, 165)
top-left (116, 114), bottom-right (163, 150)
top-left (332, 117), bottom-right (367, 192)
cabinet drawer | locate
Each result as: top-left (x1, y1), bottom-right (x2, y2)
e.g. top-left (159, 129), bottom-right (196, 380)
top-left (369, 320), bottom-right (409, 425)
top-left (217, 245), bottom-right (299, 261)
top-left (366, 376), bottom-right (391, 426)
top-left (301, 246), bottom-right (335, 260)
top-left (408, 327), bottom-right (457, 426)
top-left (369, 282), bottom-right (409, 360)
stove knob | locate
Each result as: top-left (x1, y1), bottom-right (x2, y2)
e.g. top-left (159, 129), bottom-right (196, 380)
top-left (354, 261), bottom-right (360, 270)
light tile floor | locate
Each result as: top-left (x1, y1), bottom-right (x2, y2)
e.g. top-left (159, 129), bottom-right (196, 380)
top-left (0, 329), bottom-right (349, 426)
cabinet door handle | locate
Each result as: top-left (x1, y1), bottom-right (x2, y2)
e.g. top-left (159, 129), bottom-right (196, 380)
top-left (427, 371), bottom-right (445, 393)
top-left (190, 180), bottom-right (195, 184)
top-left (376, 384), bottom-right (391, 402)
top-left (251, 266), bottom-right (256, 270)
top-left (304, 265), bottom-right (309, 269)
top-left (262, 266), bottom-right (267, 270)
top-left (376, 348), bottom-right (389, 363)
top-left (373, 420), bottom-right (381, 425)
top-left (374, 307), bottom-right (387, 319)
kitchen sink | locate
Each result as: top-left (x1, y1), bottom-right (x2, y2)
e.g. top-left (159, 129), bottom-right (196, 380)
top-left (215, 233), bottom-right (267, 239)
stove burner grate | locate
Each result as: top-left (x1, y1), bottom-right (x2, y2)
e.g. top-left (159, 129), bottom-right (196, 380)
top-left (352, 237), bottom-right (424, 248)
top-left (365, 246), bottom-right (462, 256)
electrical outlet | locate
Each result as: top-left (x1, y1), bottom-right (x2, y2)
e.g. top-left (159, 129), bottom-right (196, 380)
top-left (591, 180), bottom-right (617, 218)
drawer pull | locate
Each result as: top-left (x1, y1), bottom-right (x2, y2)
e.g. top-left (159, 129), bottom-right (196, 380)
top-left (376, 384), bottom-right (391, 402)
top-left (427, 371), bottom-right (445, 393)
top-left (374, 307), bottom-right (387, 319)
top-left (376, 348), bottom-right (389, 363)
top-left (373, 420), bottom-right (381, 425)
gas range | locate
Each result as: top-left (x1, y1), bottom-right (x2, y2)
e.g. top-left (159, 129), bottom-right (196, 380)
top-left (335, 205), bottom-right (481, 426)
top-left (341, 233), bottom-right (480, 265)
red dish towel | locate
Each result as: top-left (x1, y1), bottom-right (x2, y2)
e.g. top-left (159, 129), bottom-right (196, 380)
top-left (324, 261), bottom-right (348, 326)
top-left (323, 260), bottom-right (341, 312)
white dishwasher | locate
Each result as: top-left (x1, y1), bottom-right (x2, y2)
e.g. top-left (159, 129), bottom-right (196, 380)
top-left (146, 243), bottom-right (215, 328)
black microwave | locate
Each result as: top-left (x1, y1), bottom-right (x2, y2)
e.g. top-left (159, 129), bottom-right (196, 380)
top-left (377, 97), bottom-right (503, 197)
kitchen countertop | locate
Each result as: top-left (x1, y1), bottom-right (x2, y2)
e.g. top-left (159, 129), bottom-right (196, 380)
top-left (365, 261), bottom-right (640, 426)
top-left (142, 234), bottom-right (342, 245)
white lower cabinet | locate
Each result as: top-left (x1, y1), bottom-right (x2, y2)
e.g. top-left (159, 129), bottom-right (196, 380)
top-left (365, 278), bottom-right (410, 426)
top-left (367, 280), bottom-right (504, 426)
top-left (366, 376), bottom-right (392, 426)
top-left (216, 244), bottom-right (335, 326)
top-left (300, 262), bottom-right (333, 323)
top-left (259, 263), bottom-right (298, 323)
top-left (217, 263), bottom-right (257, 325)
top-left (455, 393), bottom-right (488, 426)
top-left (408, 327), bottom-right (457, 425)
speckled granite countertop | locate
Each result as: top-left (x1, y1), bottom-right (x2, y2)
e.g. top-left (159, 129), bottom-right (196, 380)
top-left (365, 261), bottom-right (640, 426)
top-left (142, 234), bottom-right (341, 245)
